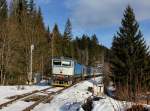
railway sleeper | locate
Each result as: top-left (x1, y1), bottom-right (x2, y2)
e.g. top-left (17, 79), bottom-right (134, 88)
top-left (0, 87), bottom-right (52, 109)
top-left (22, 83), bottom-right (80, 111)
top-left (22, 96), bottom-right (51, 111)
top-left (23, 95), bottom-right (47, 102)
top-left (7, 90), bottom-right (38, 100)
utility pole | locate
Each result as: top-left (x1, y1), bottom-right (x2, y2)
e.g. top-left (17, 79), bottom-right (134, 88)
top-left (29, 44), bottom-right (34, 85)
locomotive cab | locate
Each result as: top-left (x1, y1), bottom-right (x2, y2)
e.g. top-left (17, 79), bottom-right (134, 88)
top-left (51, 57), bottom-right (74, 87)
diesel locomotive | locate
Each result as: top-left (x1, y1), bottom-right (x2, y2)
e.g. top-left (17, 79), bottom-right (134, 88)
top-left (51, 57), bottom-right (103, 87)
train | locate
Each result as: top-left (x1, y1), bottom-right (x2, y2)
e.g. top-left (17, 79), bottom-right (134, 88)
top-left (51, 57), bottom-right (103, 87)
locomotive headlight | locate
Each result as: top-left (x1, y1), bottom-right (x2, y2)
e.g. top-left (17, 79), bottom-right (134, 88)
top-left (60, 69), bottom-right (63, 74)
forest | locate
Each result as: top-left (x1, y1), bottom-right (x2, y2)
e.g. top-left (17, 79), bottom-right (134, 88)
top-left (0, 0), bottom-right (105, 85)
top-left (0, 0), bottom-right (149, 102)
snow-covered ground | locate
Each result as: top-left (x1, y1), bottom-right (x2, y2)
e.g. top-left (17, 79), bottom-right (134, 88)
top-left (0, 85), bottom-right (64, 111)
top-left (0, 78), bottom-right (149, 111)
top-left (33, 77), bottom-right (104, 111)
top-left (1, 101), bottom-right (34, 111)
top-left (33, 80), bottom-right (93, 111)
top-left (33, 77), bottom-right (149, 111)
top-left (0, 85), bottom-right (49, 104)
top-left (92, 96), bottom-right (132, 111)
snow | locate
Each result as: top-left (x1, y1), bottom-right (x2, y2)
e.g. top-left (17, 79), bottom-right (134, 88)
top-left (33, 77), bottom-right (149, 111)
top-left (0, 85), bottom-right (49, 111)
top-left (0, 86), bottom-right (49, 102)
top-left (0, 86), bottom-right (49, 99)
top-left (92, 96), bottom-right (132, 111)
top-left (33, 77), bottom-right (104, 111)
top-left (0, 77), bottom-right (149, 111)
top-left (33, 80), bottom-right (96, 111)
top-left (0, 101), bottom-right (34, 111)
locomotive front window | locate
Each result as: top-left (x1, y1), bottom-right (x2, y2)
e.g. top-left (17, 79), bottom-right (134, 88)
top-left (53, 60), bottom-right (61, 66)
top-left (62, 61), bottom-right (71, 66)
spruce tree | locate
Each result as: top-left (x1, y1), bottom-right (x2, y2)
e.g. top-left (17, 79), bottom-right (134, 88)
top-left (8, 0), bottom-right (50, 84)
top-left (52, 24), bottom-right (62, 57)
top-left (80, 35), bottom-right (89, 65)
top-left (63, 18), bottom-right (72, 57)
top-left (33, 6), bottom-right (50, 75)
top-left (64, 18), bottom-right (72, 41)
top-left (89, 34), bottom-right (99, 65)
top-left (7, 0), bottom-right (30, 84)
top-left (46, 26), bottom-right (51, 42)
top-left (111, 6), bottom-right (149, 97)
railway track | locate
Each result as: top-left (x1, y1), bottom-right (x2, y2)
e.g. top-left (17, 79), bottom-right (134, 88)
top-left (0, 87), bottom-right (53, 109)
top-left (22, 85), bottom-right (74, 111)
top-left (22, 89), bottom-right (63, 111)
top-left (0, 81), bottom-right (81, 111)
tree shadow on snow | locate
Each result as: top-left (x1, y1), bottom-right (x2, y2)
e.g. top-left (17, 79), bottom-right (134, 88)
top-left (60, 102), bottom-right (82, 111)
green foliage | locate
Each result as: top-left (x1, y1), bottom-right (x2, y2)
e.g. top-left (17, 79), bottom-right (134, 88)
top-left (72, 34), bottom-right (103, 66)
top-left (111, 6), bottom-right (150, 94)
top-left (62, 18), bottom-right (72, 57)
top-left (0, 0), bottom-right (105, 85)
top-left (0, 0), bottom-right (50, 84)
top-left (51, 24), bottom-right (62, 57)
top-left (64, 18), bottom-right (72, 41)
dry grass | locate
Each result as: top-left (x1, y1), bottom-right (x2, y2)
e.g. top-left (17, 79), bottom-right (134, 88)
top-left (126, 105), bottom-right (148, 111)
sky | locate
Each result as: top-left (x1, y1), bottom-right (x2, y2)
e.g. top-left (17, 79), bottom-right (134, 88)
top-left (35, 0), bottom-right (150, 48)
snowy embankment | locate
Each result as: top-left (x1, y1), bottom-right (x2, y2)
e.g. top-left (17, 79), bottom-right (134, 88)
top-left (0, 79), bottom-right (149, 111)
top-left (33, 80), bottom-right (94, 111)
top-left (92, 96), bottom-right (132, 111)
top-left (33, 77), bottom-right (149, 111)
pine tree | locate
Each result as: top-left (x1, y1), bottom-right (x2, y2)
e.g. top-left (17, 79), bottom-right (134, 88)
top-left (8, 0), bottom-right (30, 84)
top-left (52, 24), bottom-right (62, 57)
top-left (111, 6), bottom-right (149, 98)
top-left (73, 34), bottom-right (103, 66)
top-left (73, 37), bottom-right (81, 62)
top-left (89, 34), bottom-right (99, 65)
top-left (11, 0), bottom-right (28, 24)
top-left (8, 0), bottom-right (50, 84)
top-left (80, 35), bottom-right (89, 65)
top-left (63, 18), bottom-right (72, 57)
top-left (64, 18), bottom-right (72, 41)
top-left (46, 26), bottom-right (51, 42)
